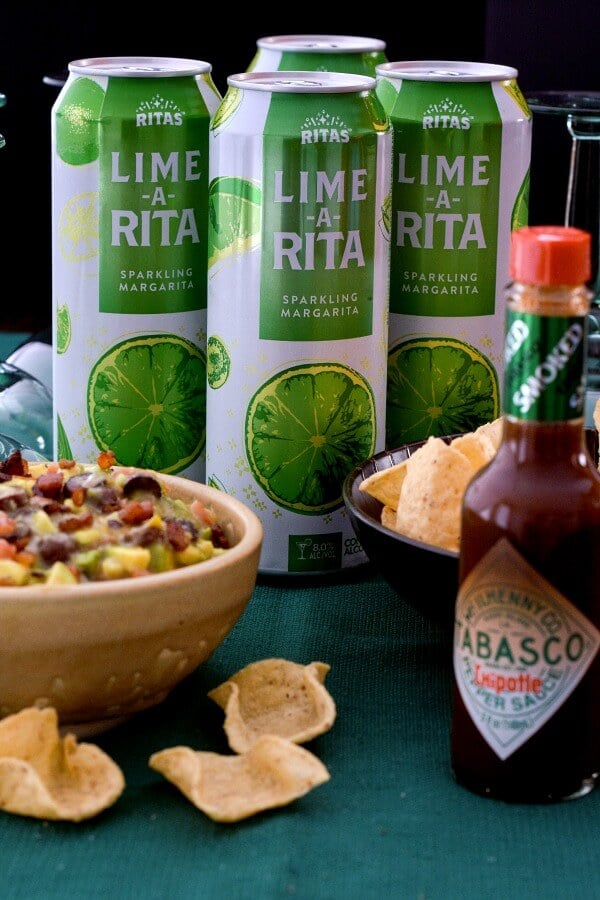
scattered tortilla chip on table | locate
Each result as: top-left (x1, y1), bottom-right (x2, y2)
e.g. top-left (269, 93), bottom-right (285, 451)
top-left (0, 707), bottom-right (125, 821)
top-left (207, 659), bottom-right (336, 753)
top-left (149, 734), bottom-right (330, 823)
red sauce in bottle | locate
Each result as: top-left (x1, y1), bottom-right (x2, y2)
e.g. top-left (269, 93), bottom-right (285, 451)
top-left (450, 226), bottom-right (600, 802)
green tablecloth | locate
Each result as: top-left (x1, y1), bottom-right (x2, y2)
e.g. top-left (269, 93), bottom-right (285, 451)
top-left (2, 566), bottom-right (599, 899)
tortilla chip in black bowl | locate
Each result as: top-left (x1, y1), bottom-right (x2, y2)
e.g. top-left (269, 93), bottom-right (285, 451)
top-left (343, 426), bottom-right (600, 631)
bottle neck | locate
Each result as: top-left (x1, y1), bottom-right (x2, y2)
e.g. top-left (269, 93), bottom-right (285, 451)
top-left (503, 281), bottom-right (592, 425)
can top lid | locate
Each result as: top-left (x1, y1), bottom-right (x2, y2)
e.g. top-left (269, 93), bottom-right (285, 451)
top-left (68, 56), bottom-right (213, 77)
top-left (376, 60), bottom-right (518, 82)
top-left (227, 70), bottom-right (376, 93)
top-left (510, 226), bottom-right (592, 285)
top-left (256, 34), bottom-right (386, 53)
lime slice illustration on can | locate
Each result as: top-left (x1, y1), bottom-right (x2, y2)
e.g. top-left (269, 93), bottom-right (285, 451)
top-left (57, 192), bottom-right (99, 263)
top-left (87, 334), bottom-right (206, 474)
top-left (207, 335), bottom-right (231, 389)
top-left (56, 304), bottom-right (72, 355)
top-left (207, 176), bottom-right (262, 271)
top-left (245, 362), bottom-right (376, 515)
top-left (511, 168), bottom-right (530, 231)
top-left (55, 76), bottom-right (105, 166)
top-left (386, 336), bottom-right (500, 447)
top-left (56, 414), bottom-right (73, 461)
top-left (210, 86), bottom-right (243, 131)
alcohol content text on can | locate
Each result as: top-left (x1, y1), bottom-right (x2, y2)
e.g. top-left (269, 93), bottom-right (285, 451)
top-left (375, 60), bottom-right (532, 448)
top-left (52, 56), bottom-right (222, 479)
top-left (206, 71), bottom-right (392, 574)
top-left (249, 35), bottom-right (387, 77)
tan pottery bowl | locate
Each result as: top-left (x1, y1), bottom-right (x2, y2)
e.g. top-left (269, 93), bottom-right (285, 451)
top-left (0, 476), bottom-right (263, 736)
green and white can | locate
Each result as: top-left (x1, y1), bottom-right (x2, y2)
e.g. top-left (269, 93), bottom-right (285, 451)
top-left (51, 56), bottom-right (221, 479)
top-left (375, 60), bottom-right (532, 447)
top-left (248, 34), bottom-right (387, 77)
top-left (206, 71), bottom-right (391, 574)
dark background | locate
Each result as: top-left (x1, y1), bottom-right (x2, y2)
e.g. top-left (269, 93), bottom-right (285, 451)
top-left (0, 0), bottom-right (596, 331)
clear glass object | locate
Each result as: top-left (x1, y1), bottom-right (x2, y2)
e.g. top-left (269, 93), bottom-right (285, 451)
top-left (526, 92), bottom-right (600, 407)
top-left (0, 362), bottom-right (53, 458)
top-left (0, 432), bottom-right (47, 463)
top-left (0, 91), bottom-right (5, 149)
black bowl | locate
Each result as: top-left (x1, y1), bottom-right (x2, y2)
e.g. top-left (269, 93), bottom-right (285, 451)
top-left (343, 427), bottom-right (599, 630)
top-left (343, 438), bottom-right (458, 628)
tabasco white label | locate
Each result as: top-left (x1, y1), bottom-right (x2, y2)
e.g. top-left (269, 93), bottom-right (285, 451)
top-left (454, 538), bottom-right (600, 760)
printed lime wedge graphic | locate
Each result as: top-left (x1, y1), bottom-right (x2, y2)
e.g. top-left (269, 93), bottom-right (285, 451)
top-left (56, 414), bottom-right (73, 461)
top-left (386, 336), bottom-right (499, 447)
top-left (56, 304), bottom-right (72, 355)
top-left (511, 168), bottom-right (530, 231)
top-left (207, 473), bottom-right (226, 491)
top-left (246, 363), bottom-right (376, 515)
top-left (208, 176), bottom-right (261, 269)
top-left (87, 334), bottom-right (206, 474)
top-left (375, 77), bottom-right (399, 115)
top-left (502, 79), bottom-right (532, 119)
top-left (207, 334), bottom-right (231, 389)
top-left (55, 76), bottom-right (105, 165)
top-left (379, 191), bottom-right (392, 241)
top-left (58, 192), bottom-right (99, 262)
top-left (210, 86), bottom-right (242, 131)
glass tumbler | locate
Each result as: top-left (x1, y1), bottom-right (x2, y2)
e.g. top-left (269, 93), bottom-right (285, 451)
top-left (0, 362), bottom-right (53, 458)
top-left (526, 91), bottom-right (600, 419)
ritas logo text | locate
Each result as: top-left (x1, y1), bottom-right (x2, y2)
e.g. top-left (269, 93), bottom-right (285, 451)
top-left (136, 94), bottom-right (184, 127)
top-left (301, 110), bottom-right (351, 144)
top-left (422, 98), bottom-right (473, 130)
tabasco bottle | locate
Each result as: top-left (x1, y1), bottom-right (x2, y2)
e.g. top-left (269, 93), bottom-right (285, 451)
top-left (451, 225), bottom-right (600, 803)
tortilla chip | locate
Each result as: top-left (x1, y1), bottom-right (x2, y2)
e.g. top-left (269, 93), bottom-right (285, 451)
top-left (0, 708), bottom-right (125, 821)
top-left (381, 505), bottom-right (397, 531)
top-left (208, 659), bottom-right (336, 753)
top-left (394, 436), bottom-right (476, 552)
top-left (358, 459), bottom-right (409, 511)
top-left (149, 734), bottom-right (330, 823)
top-left (450, 430), bottom-right (497, 470)
top-left (475, 416), bottom-right (504, 450)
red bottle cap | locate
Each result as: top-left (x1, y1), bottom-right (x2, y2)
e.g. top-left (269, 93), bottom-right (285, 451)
top-left (510, 225), bottom-right (591, 285)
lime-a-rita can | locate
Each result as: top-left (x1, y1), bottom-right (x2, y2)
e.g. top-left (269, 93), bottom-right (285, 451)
top-left (51, 57), bottom-right (221, 479)
top-left (206, 71), bottom-right (391, 574)
top-left (375, 60), bottom-right (532, 447)
top-left (249, 35), bottom-right (387, 77)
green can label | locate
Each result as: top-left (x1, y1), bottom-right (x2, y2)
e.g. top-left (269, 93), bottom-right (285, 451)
top-left (98, 76), bottom-right (211, 314)
top-left (376, 65), bottom-right (531, 448)
top-left (504, 311), bottom-right (586, 420)
top-left (206, 72), bottom-right (391, 574)
top-left (382, 79), bottom-right (503, 317)
top-left (259, 92), bottom-right (385, 341)
top-left (52, 59), bottom-right (221, 480)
